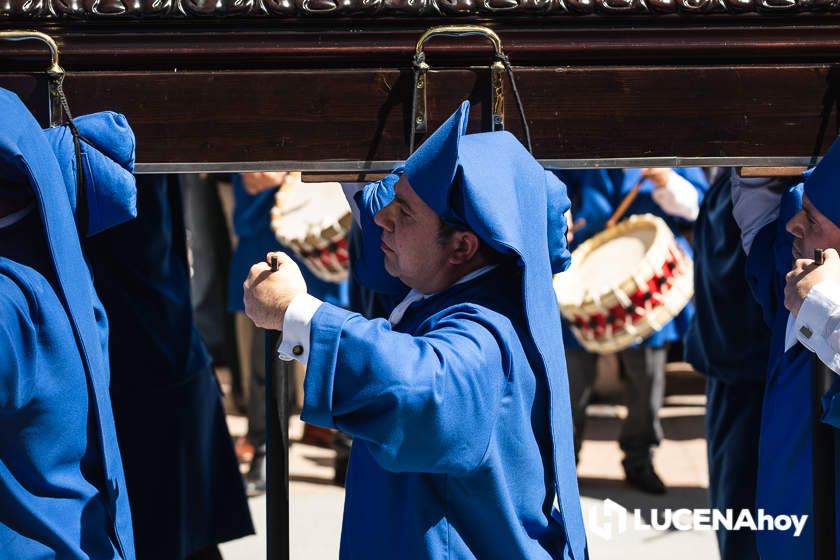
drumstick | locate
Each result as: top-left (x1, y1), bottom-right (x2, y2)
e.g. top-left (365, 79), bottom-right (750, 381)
top-left (815, 248), bottom-right (825, 265)
top-left (606, 175), bottom-right (646, 229)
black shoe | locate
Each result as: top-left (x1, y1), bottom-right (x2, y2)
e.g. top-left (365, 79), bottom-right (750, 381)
top-left (624, 463), bottom-right (667, 495)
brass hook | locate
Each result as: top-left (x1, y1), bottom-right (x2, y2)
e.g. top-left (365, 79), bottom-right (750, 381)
top-left (414, 25), bottom-right (504, 58)
top-left (411, 25), bottom-right (506, 145)
top-left (0, 30), bottom-right (65, 127)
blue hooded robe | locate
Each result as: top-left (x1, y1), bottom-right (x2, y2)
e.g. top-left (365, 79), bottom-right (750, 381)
top-left (683, 170), bottom-right (772, 560)
top-left (298, 102), bottom-right (587, 559)
top-left (0, 88), bottom-right (136, 557)
top-left (554, 168), bottom-right (708, 350)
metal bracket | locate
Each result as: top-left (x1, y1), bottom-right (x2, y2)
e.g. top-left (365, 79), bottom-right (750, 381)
top-left (0, 30), bottom-right (65, 127)
top-left (412, 25), bottom-right (506, 137)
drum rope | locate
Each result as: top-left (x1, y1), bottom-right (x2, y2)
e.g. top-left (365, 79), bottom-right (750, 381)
top-left (496, 52), bottom-right (532, 154)
top-left (54, 78), bottom-right (91, 235)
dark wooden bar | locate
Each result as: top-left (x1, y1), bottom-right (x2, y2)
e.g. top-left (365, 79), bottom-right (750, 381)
top-left (1, 63), bottom-right (838, 170)
top-left (1, 18), bottom-right (840, 170)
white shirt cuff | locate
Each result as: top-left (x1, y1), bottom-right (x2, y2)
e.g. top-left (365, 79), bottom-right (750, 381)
top-left (277, 293), bottom-right (323, 365)
top-left (650, 172), bottom-right (700, 222)
top-left (795, 280), bottom-right (840, 375)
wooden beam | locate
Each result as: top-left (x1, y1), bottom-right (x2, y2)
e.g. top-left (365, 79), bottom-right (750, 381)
top-left (1, 64), bottom-right (835, 169)
top-left (1, 22), bottom-right (839, 169)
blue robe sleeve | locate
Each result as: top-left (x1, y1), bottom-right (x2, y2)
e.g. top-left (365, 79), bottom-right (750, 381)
top-left (42, 112), bottom-right (137, 238)
top-left (0, 277), bottom-right (36, 411)
top-left (301, 303), bottom-right (508, 476)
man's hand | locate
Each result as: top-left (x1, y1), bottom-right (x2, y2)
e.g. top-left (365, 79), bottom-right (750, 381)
top-left (785, 248), bottom-right (840, 316)
top-left (241, 172), bottom-right (288, 195)
top-left (243, 252), bottom-right (307, 330)
top-left (640, 167), bottom-right (674, 189)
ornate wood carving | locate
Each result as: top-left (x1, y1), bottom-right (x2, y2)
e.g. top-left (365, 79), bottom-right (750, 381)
top-left (2, 0), bottom-right (840, 17)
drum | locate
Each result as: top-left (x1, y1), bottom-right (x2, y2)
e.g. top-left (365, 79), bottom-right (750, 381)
top-left (270, 173), bottom-right (352, 283)
top-left (553, 214), bottom-right (693, 354)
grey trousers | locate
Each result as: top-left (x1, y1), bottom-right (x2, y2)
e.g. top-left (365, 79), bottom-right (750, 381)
top-left (566, 345), bottom-right (666, 470)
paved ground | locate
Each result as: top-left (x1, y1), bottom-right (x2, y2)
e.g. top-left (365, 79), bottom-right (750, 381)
top-left (220, 370), bottom-right (719, 560)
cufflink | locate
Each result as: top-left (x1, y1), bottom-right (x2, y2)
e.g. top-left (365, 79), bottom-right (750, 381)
top-left (800, 326), bottom-right (813, 339)
top-left (292, 345), bottom-right (304, 356)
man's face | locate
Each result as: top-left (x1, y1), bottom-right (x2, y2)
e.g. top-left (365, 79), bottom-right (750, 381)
top-left (373, 175), bottom-right (453, 293)
top-left (786, 194), bottom-right (840, 261)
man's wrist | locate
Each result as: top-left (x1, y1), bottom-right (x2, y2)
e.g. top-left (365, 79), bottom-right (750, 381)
top-left (277, 293), bottom-right (324, 363)
top-left (796, 280), bottom-right (840, 342)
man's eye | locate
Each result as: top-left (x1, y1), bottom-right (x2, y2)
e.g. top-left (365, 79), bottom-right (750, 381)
top-left (400, 208), bottom-right (411, 218)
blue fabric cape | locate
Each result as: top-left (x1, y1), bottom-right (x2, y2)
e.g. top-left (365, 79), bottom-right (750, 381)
top-left (0, 87), bottom-right (136, 557)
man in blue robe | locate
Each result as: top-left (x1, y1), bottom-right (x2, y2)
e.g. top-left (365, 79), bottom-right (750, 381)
top-left (242, 101), bottom-right (588, 559)
top-left (733, 152), bottom-right (840, 558)
top-left (683, 169), bottom-right (774, 559)
top-left (0, 88), bottom-right (136, 557)
top-left (554, 167), bottom-right (707, 494)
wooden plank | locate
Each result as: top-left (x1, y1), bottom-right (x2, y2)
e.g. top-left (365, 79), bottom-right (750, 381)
top-left (1, 64), bottom-right (834, 168)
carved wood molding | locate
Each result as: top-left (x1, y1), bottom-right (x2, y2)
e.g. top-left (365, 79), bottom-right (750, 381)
top-left (2, 0), bottom-right (839, 18)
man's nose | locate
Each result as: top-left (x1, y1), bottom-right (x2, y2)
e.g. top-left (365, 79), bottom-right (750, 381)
top-left (786, 210), bottom-right (806, 238)
top-left (374, 203), bottom-right (395, 232)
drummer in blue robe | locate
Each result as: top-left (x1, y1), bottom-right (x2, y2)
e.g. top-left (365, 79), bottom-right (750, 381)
top-left (0, 88), bottom-right (136, 557)
top-left (553, 167), bottom-right (707, 494)
top-left (84, 174), bottom-right (254, 559)
top-left (733, 146), bottom-right (840, 559)
top-left (683, 169), bottom-right (775, 560)
top-left (242, 101), bottom-right (588, 559)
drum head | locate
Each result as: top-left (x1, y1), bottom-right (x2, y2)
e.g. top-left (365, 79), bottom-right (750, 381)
top-left (578, 223), bottom-right (657, 293)
top-left (274, 181), bottom-right (350, 242)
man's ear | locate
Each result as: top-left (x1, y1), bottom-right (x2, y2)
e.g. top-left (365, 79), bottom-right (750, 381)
top-left (448, 231), bottom-right (481, 265)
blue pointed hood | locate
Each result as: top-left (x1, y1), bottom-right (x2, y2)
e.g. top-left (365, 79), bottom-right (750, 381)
top-left (404, 100), bottom-right (572, 274)
top-left (42, 111), bottom-right (136, 236)
top-left (804, 138), bottom-right (840, 227)
top-left (402, 101), bottom-right (585, 558)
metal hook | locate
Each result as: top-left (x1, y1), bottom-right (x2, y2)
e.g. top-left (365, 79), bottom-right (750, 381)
top-left (411, 25), bottom-right (507, 152)
top-left (0, 30), bottom-right (65, 127)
